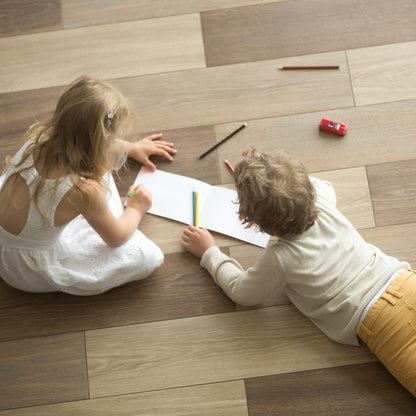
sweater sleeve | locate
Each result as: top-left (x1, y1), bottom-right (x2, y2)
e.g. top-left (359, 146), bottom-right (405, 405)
top-left (310, 177), bottom-right (337, 207)
top-left (200, 246), bottom-right (284, 306)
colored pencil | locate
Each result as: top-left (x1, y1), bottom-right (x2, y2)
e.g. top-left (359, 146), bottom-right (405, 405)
top-left (192, 189), bottom-right (199, 227)
top-left (195, 191), bottom-right (199, 228)
top-left (279, 65), bottom-right (339, 70)
top-left (199, 123), bottom-right (247, 159)
top-left (224, 159), bottom-right (235, 173)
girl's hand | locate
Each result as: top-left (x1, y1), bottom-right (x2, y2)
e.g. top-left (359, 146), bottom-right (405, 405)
top-left (181, 226), bottom-right (216, 258)
top-left (125, 184), bottom-right (152, 216)
top-left (127, 134), bottom-right (177, 171)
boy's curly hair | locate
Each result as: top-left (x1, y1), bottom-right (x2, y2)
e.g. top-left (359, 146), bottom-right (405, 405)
top-left (234, 148), bottom-right (318, 239)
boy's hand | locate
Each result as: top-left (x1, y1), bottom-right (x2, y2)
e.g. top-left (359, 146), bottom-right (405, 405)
top-left (181, 226), bottom-right (216, 258)
top-left (125, 184), bottom-right (152, 216)
top-left (128, 134), bottom-right (177, 171)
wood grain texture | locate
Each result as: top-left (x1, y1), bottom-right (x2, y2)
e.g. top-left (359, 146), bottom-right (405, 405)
top-left (0, 90), bottom-right (217, 181)
top-left (0, 381), bottom-right (248, 416)
top-left (0, 14), bottom-right (205, 93)
top-left (1, 0), bottom-right (416, 412)
top-left (245, 362), bottom-right (416, 416)
top-left (112, 51), bottom-right (353, 133)
top-left (201, 0), bottom-right (416, 66)
top-left (0, 0), bottom-right (61, 37)
top-left (367, 160), bottom-right (416, 227)
top-left (360, 223), bottom-right (416, 268)
top-left (0, 86), bottom-right (63, 170)
top-left (86, 306), bottom-right (375, 398)
top-left (348, 41), bottom-right (416, 106)
top-left (115, 125), bottom-right (220, 197)
top-left (138, 214), bottom-right (244, 254)
top-left (216, 100), bottom-right (416, 176)
top-left (62, 0), bottom-right (281, 28)
top-left (0, 333), bottom-right (88, 410)
top-left (0, 252), bottom-right (234, 342)
top-left (314, 167), bottom-right (375, 230)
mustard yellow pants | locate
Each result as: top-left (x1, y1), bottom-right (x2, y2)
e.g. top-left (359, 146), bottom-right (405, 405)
top-left (359, 269), bottom-right (416, 397)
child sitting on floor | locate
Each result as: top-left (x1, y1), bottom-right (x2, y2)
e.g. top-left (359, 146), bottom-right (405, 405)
top-left (0, 76), bottom-right (176, 295)
top-left (181, 148), bottom-right (415, 397)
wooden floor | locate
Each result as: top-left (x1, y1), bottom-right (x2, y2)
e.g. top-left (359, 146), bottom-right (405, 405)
top-left (1, 0), bottom-right (416, 414)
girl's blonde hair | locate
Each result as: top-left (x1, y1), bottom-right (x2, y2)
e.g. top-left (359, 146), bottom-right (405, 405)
top-left (8, 76), bottom-right (134, 220)
top-left (234, 148), bottom-right (318, 239)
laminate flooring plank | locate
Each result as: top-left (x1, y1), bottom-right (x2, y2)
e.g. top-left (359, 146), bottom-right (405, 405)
top-left (0, 252), bottom-right (234, 342)
top-left (0, 87), bottom-right (63, 170)
top-left (0, 90), bottom-right (217, 181)
top-left (0, 333), bottom-right (88, 410)
top-left (215, 100), bottom-right (416, 176)
top-left (112, 51), bottom-right (353, 133)
top-left (138, 212), bottom-right (247, 254)
top-left (348, 41), bottom-right (416, 106)
top-left (138, 126), bottom-right (219, 184)
top-left (367, 160), bottom-right (416, 227)
top-left (360, 223), bottom-right (416, 267)
top-left (62, 0), bottom-right (282, 28)
top-left (201, 0), bottom-right (416, 66)
top-left (0, 14), bottom-right (205, 93)
top-left (219, 165), bottom-right (374, 231)
top-left (0, 0), bottom-right (61, 37)
top-left (86, 306), bottom-right (375, 398)
top-left (314, 167), bottom-right (375, 230)
top-left (0, 381), bottom-right (248, 416)
top-left (245, 362), bottom-right (416, 416)
top-left (115, 125), bottom-right (220, 196)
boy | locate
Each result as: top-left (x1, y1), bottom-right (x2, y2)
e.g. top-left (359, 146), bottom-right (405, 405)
top-left (181, 148), bottom-right (415, 396)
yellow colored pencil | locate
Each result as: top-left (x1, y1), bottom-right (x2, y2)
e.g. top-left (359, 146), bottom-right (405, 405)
top-left (195, 191), bottom-right (199, 228)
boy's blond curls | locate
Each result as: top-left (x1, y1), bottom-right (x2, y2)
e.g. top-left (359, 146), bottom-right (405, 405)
top-left (234, 148), bottom-right (318, 239)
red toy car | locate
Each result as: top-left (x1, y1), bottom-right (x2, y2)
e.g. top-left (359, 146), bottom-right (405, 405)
top-left (319, 119), bottom-right (347, 136)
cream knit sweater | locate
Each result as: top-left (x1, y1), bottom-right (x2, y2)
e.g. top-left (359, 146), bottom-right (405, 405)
top-left (200, 178), bottom-right (410, 345)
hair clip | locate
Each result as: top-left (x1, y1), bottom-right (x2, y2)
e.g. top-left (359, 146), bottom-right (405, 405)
top-left (107, 107), bottom-right (114, 119)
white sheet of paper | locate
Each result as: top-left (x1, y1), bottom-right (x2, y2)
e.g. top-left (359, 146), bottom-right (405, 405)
top-left (133, 167), bottom-right (270, 248)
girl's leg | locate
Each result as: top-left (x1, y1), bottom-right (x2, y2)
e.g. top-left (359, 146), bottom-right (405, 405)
top-left (359, 269), bottom-right (416, 397)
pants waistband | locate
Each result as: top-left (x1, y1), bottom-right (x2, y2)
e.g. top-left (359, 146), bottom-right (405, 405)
top-left (359, 269), bottom-right (415, 342)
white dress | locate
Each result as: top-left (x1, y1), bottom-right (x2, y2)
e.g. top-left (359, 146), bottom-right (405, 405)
top-left (0, 143), bottom-right (164, 295)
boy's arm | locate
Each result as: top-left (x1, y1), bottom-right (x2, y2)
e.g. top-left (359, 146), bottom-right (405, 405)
top-left (181, 226), bottom-right (282, 306)
top-left (200, 246), bottom-right (281, 306)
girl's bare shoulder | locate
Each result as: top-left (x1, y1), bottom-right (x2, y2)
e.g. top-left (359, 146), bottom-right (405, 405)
top-left (74, 178), bottom-right (108, 212)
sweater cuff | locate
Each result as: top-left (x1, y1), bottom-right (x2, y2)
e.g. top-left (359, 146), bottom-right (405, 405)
top-left (200, 246), bottom-right (223, 270)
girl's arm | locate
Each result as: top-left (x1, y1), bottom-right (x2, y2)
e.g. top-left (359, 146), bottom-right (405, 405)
top-left (117, 133), bottom-right (177, 171)
top-left (80, 180), bottom-right (151, 248)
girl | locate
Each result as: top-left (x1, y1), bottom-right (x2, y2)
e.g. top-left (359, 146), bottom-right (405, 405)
top-left (0, 76), bottom-right (176, 295)
top-left (181, 148), bottom-right (416, 397)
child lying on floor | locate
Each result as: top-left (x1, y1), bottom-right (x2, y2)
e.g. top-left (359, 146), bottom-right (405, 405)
top-left (181, 148), bottom-right (415, 397)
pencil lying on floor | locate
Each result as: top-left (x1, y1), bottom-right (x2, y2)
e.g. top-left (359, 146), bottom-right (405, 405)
top-left (279, 65), bottom-right (340, 70)
top-left (199, 123), bottom-right (248, 159)
top-left (224, 159), bottom-right (234, 173)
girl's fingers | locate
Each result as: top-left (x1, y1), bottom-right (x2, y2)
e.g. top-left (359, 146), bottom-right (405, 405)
top-left (155, 142), bottom-right (177, 153)
top-left (154, 149), bottom-right (174, 161)
top-left (147, 133), bottom-right (163, 141)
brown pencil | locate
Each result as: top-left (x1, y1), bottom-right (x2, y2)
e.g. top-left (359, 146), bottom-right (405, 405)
top-left (279, 65), bottom-right (340, 70)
